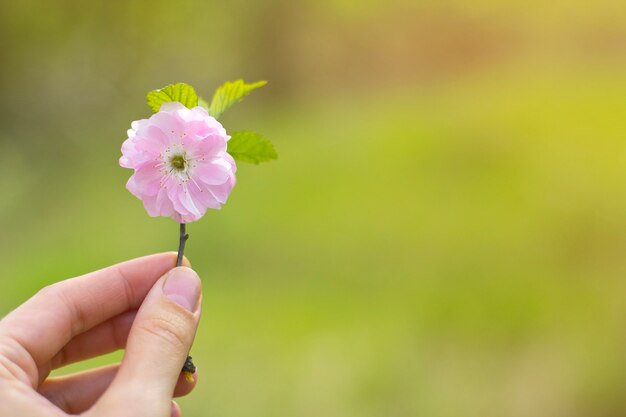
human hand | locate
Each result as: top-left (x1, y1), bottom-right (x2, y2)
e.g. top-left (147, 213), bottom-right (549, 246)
top-left (0, 253), bottom-right (202, 417)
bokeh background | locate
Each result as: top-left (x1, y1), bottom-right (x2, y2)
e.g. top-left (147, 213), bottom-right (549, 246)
top-left (1, 0), bottom-right (626, 416)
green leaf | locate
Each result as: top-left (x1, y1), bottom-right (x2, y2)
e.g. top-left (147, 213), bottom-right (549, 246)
top-left (209, 80), bottom-right (267, 119)
top-left (227, 131), bottom-right (277, 164)
top-left (146, 83), bottom-right (199, 112)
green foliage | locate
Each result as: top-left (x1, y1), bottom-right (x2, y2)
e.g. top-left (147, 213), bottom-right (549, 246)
top-left (227, 131), bottom-right (278, 164)
top-left (145, 81), bottom-right (276, 164)
top-left (147, 83), bottom-right (199, 112)
top-left (209, 80), bottom-right (267, 119)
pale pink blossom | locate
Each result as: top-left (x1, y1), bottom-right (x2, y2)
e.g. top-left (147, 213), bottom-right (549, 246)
top-left (120, 102), bottom-right (236, 223)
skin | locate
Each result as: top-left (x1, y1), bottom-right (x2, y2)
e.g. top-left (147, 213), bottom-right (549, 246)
top-left (0, 253), bottom-right (202, 417)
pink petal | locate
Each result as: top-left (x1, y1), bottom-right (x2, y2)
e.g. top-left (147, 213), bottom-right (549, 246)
top-left (193, 160), bottom-right (231, 185)
top-left (188, 135), bottom-right (227, 159)
top-left (155, 187), bottom-right (175, 217)
top-left (179, 186), bottom-right (202, 217)
top-left (150, 111), bottom-right (185, 144)
top-left (189, 181), bottom-right (222, 210)
top-left (206, 174), bottom-right (236, 204)
top-left (133, 165), bottom-right (163, 196)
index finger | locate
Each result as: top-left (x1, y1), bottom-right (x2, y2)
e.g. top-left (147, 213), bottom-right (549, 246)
top-left (0, 252), bottom-right (186, 383)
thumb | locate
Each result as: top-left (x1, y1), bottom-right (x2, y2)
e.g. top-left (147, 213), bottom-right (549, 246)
top-left (94, 267), bottom-right (202, 417)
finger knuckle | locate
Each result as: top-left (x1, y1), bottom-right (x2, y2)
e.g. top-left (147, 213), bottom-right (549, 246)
top-left (138, 313), bottom-right (192, 351)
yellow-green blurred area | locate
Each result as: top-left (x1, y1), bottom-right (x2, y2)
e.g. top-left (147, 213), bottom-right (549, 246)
top-left (1, 0), bottom-right (626, 415)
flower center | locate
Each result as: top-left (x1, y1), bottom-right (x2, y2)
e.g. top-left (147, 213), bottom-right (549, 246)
top-left (170, 154), bottom-right (186, 171)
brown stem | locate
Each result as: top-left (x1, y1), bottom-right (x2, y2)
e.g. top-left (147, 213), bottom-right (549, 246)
top-left (176, 223), bottom-right (189, 267)
top-left (176, 223), bottom-right (195, 377)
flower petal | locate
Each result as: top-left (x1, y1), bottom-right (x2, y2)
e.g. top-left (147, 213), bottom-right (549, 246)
top-left (133, 165), bottom-right (163, 196)
top-left (193, 160), bottom-right (230, 185)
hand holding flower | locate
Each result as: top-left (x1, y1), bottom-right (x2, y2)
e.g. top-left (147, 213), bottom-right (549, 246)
top-left (0, 253), bottom-right (200, 417)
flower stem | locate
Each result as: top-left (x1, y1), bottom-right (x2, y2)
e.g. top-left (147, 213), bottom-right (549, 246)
top-left (176, 223), bottom-right (189, 267)
top-left (176, 223), bottom-right (195, 378)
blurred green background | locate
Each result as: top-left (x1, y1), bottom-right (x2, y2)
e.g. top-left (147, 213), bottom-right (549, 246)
top-left (1, 0), bottom-right (626, 416)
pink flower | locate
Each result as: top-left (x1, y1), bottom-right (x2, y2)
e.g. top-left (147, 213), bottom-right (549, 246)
top-left (120, 102), bottom-right (237, 223)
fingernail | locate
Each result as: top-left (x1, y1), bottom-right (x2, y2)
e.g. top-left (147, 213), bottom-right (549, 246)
top-left (163, 267), bottom-right (201, 312)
